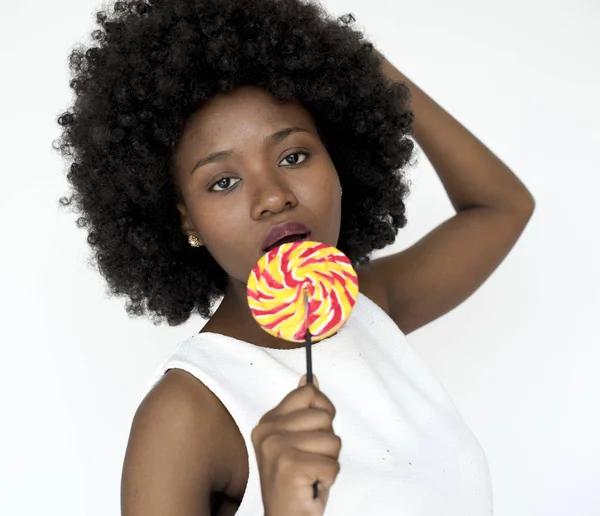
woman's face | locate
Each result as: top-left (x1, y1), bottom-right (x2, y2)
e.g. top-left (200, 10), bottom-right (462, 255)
top-left (174, 86), bottom-right (342, 286)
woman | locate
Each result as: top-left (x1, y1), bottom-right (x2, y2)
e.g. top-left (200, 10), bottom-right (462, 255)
top-left (55, 0), bottom-right (534, 514)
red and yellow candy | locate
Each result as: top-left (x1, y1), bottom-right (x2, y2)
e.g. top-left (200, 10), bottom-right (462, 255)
top-left (247, 241), bottom-right (359, 342)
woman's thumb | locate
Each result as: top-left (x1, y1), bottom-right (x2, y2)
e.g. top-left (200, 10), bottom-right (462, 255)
top-left (299, 374), bottom-right (319, 388)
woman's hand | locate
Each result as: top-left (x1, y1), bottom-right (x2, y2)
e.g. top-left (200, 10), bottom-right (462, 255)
top-left (251, 375), bottom-right (342, 516)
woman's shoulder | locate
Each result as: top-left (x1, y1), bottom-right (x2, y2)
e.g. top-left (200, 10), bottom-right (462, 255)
top-left (121, 369), bottom-right (234, 514)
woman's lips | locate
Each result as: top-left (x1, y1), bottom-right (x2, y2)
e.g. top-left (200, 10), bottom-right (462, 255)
top-left (261, 221), bottom-right (312, 252)
top-left (263, 232), bottom-right (311, 254)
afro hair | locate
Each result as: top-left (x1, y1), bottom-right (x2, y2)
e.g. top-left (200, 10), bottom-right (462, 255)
top-left (54, 0), bottom-right (415, 325)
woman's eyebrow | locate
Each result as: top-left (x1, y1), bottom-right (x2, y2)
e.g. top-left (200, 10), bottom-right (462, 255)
top-left (189, 126), bottom-right (310, 175)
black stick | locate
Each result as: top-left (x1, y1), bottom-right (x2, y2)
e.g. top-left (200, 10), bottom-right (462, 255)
top-left (304, 328), bottom-right (318, 499)
top-left (302, 287), bottom-right (318, 500)
top-left (305, 328), bottom-right (313, 386)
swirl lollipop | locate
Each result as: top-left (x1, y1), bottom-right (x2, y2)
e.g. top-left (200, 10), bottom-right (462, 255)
top-left (247, 240), bottom-right (359, 342)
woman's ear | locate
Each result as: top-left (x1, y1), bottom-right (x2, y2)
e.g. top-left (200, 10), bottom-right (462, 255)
top-left (176, 202), bottom-right (197, 240)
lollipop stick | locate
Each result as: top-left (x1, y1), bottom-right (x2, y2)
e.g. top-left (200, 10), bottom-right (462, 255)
top-left (303, 288), bottom-right (319, 500)
top-left (305, 329), bottom-right (314, 386)
top-left (303, 287), bottom-right (314, 385)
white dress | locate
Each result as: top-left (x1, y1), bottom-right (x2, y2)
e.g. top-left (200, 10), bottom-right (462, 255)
top-left (148, 292), bottom-right (494, 515)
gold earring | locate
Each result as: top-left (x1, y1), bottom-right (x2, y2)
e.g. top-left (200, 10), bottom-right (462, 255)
top-left (188, 235), bottom-right (203, 248)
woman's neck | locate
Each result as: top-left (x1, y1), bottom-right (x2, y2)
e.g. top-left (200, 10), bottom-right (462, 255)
top-left (200, 279), bottom-right (306, 350)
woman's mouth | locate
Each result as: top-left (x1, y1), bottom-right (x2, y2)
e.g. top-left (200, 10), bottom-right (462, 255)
top-left (263, 232), bottom-right (311, 254)
top-left (261, 221), bottom-right (313, 254)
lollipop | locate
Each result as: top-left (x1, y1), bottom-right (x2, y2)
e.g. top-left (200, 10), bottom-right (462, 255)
top-left (247, 240), bottom-right (359, 499)
top-left (247, 240), bottom-right (359, 343)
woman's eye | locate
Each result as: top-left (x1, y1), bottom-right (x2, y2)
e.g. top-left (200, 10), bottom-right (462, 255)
top-left (209, 152), bottom-right (309, 192)
top-left (210, 177), bottom-right (240, 192)
top-left (280, 151), bottom-right (309, 166)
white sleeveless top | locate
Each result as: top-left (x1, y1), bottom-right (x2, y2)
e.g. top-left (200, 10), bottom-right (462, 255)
top-left (148, 293), bottom-right (494, 515)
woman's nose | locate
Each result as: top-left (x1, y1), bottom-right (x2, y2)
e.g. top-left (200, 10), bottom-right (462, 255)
top-left (251, 182), bottom-right (299, 219)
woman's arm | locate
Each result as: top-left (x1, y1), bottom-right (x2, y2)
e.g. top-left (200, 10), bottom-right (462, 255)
top-left (358, 51), bottom-right (535, 335)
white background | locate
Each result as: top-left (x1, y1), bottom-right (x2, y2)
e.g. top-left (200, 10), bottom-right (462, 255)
top-left (0, 0), bottom-right (598, 514)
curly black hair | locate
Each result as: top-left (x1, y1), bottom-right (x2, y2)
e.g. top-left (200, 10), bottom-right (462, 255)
top-left (54, 0), bottom-right (415, 326)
